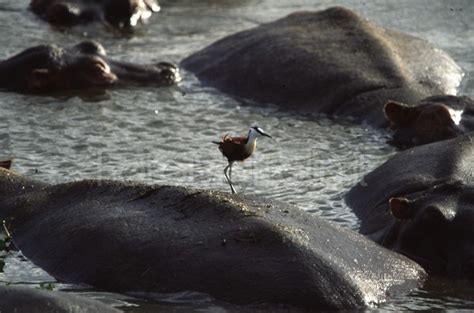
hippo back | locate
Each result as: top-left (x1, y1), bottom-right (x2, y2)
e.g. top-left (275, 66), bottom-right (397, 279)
top-left (0, 168), bottom-right (45, 209)
top-left (182, 7), bottom-right (463, 126)
top-left (0, 179), bottom-right (425, 309)
top-left (346, 133), bottom-right (474, 235)
top-left (346, 134), bottom-right (474, 278)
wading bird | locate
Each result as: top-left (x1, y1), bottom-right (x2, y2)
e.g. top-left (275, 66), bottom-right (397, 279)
top-left (213, 126), bottom-right (272, 194)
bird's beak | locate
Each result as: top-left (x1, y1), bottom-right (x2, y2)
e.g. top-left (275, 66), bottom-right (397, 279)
top-left (262, 132), bottom-right (272, 138)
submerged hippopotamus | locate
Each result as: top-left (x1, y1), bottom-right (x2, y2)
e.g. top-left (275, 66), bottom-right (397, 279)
top-left (384, 95), bottom-right (474, 148)
top-left (346, 134), bottom-right (474, 279)
top-left (0, 40), bottom-right (179, 94)
top-left (182, 7), bottom-right (463, 127)
top-left (0, 285), bottom-right (121, 313)
top-left (0, 169), bottom-right (424, 309)
top-left (30, 0), bottom-right (160, 29)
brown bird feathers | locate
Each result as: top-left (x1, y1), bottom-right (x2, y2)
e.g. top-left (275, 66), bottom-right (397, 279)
top-left (214, 134), bottom-right (256, 163)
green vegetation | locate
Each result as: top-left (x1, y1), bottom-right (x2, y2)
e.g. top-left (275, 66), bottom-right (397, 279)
top-left (0, 220), bottom-right (11, 272)
top-left (37, 282), bottom-right (56, 291)
top-left (0, 222), bottom-right (56, 290)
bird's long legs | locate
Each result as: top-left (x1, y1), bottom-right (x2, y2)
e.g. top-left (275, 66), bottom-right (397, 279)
top-left (224, 162), bottom-right (236, 194)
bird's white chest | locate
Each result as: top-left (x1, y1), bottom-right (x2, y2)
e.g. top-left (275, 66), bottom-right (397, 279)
top-left (245, 139), bottom-right (257, 155)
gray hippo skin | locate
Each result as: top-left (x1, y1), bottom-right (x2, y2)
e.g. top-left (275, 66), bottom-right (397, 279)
top-left (0, 169), bottom-right (424, 309)
top-left (0, 40), bottom-right (179, 94)
top-left (384, 95), bottom-right (474, 148)
top-left (0, 159), bottom-right (11, 169)
top-left (0, 285), bottom-right (121, 313)
top-left (346, 134), bottom-right (474, 279)
top-left (181, 7), bottom-right (463, 127)
top-left (30, 0), bottom-right (160, 29)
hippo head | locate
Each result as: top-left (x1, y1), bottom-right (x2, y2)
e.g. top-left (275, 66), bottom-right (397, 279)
top-left (384, 193), bottom-right (474, 280)
top-left (26, 47), bottom-right (117, 92)
top-left (30, 0), bottom-right (101, 26)
top-left (30, 0), bottom-right (160, 28)
top-left (68, 40), bottom-right (180, 87)
top-left (384, 98), bottom-right (463, 148)
top-left (103, 0), bottom-right (160, 28)
top-left (1, 40), bottom-right (179, 93)
top-left (62, 55), bottom-right (118, 88)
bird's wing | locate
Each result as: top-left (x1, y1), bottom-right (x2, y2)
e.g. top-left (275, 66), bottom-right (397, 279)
top-left (223, 136), bottom-right (247, 145)
top-left (218, 136), bottom-right (249, 161)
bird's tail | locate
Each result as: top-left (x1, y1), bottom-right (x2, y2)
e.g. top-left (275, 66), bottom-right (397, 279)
top-left (211, 141), bottom-right (221, 145)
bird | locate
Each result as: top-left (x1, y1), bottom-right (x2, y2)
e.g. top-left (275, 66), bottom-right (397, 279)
top-left (213, 126), bottom-right (272, 194)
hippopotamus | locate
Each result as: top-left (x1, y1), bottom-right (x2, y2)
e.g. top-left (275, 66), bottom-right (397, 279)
top-left (0, 169), bottom-right (424, 309)
top-left (181, 7), bottom-right (463, 127)
top-left (0, 285), bottom-right (121, 313)
top-left (345, 134), bottom-right (474, 279)
top-left (0, 160), bottom-right (11, 169)
top-left (0, 40), bottom-right (180, 94)
top-left (384, 95), bottom-right (474, 148)
top-left (30, 0), bottom-right (160, 29)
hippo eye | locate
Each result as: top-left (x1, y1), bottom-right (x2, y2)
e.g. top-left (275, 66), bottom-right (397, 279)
top-left (87, 60), bottom-right (110, 74)
top-left (157, 62), bottom-right (177, 70)
top-left (78, 58), bottom-right (117, 85)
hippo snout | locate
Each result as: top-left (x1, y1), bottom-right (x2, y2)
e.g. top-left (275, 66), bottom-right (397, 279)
top-left (156, 62), bottom-right (181, 84)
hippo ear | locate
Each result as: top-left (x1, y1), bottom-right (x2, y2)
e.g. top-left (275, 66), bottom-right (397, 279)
top-left (389, 197), bottom-right (415, 220)
top-left (384, 101), bottom-right (415, 126)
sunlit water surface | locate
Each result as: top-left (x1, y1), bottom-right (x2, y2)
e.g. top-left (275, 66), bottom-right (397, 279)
top-left (0, 0), bottom-right (473, 311)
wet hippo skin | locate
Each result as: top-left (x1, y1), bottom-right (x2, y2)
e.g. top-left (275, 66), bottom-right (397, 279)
top-left (384, 95), bottom-right (474, 148)
top-left (346, 134), bottom-right (474, 279)
top-left (0, 285), bottom-right (121, 313)
top-left (30, 0), bottom-right (160, 29)
top-left (182, 7), bottom-right (463, 127)
top-left (0, 40), bottom-right (180, 94)
top-left (0, 160), bottom-right (11, 169)
top-left (0, 169), bottom-right (425, 309)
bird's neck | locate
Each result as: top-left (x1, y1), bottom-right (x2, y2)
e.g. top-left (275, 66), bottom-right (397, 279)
top-left (246, 137), bottom-right (257, 146)
top-left (245, 129), bottom-right (258, 144)
top-left (245, 130), bottom-right (258, 151)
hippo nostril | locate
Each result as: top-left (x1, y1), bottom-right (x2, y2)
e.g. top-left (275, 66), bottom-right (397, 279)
top-left (159, 67), bottom-right (181, 84)
top-left (160, 69), bottom-right (173, 82)
top-left (156, 62), bottom-right (181, 83)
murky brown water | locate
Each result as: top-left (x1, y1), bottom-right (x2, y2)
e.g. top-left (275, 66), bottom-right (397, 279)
top-left (0, 0), bottom-right (473, 311)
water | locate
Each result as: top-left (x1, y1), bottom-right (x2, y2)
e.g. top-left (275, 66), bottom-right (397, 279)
top-left (0, 0), bottom-right (473, 311)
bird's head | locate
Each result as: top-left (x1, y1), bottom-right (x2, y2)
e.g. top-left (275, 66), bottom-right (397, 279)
top-left (250, 126), bottom-right (272, 138)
